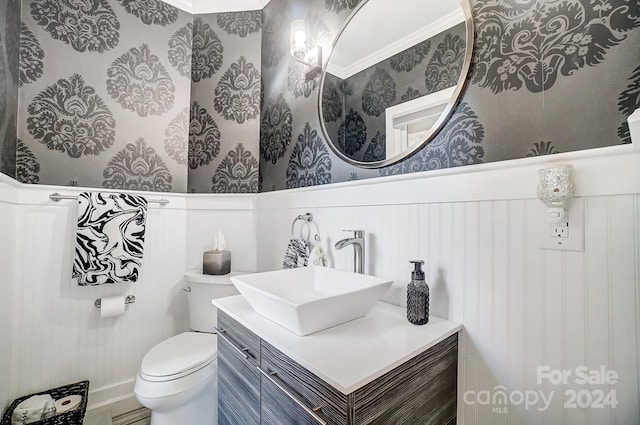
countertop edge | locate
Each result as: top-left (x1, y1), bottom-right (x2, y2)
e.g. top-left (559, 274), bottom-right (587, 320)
top-left (214, 295), bottom-right (462, 395)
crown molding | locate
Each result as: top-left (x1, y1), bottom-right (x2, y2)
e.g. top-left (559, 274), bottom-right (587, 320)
top-left (162, 0), bottom-right (271, 14)
top-left (327, 9), bottom-right (465, 80)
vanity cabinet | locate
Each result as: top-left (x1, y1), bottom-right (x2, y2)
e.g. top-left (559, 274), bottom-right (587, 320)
top-left (217, 312), bottom-right (261, 425)
top-left (260, 340), bottom-right (349, 424)
top-left (217, 310), bottom-right (458, 425)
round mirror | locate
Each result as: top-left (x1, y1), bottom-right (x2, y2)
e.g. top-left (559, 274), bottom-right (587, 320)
top-left (318, 0), bottom-right (474, 168)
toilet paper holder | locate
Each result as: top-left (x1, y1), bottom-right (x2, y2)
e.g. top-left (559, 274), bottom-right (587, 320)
top-left (94, 295), bottom-right (136, 309)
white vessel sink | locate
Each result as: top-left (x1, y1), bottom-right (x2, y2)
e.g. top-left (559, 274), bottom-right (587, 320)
top-left (230, 267), bottom-right (393, 336)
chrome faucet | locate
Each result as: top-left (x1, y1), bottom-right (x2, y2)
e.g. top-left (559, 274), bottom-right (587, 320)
top-left (335, 230), bottom-right (365, 274)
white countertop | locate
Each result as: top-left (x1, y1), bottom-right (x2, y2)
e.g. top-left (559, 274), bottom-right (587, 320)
top-left (213, 295), bottom-right (462, 395)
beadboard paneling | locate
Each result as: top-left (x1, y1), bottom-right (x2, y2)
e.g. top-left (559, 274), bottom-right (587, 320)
top-left (256, 194), bottom-right (640, 425)
top-left (186, 208), bottom-right (257, 274)
top-left (9, 202), bottom-right (189, 402)
top-left (0, 196), bottom-right (16, 417)
top-left (0, 184), bottom-right (257, 408)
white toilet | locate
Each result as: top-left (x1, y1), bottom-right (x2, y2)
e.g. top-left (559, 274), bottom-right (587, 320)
top-left (134, 272), bottom-right (240, 425)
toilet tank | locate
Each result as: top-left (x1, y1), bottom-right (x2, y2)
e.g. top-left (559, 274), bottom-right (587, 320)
top-left (184, 271), bottom-right (241, 332)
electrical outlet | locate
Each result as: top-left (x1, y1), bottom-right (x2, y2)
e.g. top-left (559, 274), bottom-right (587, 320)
top-left (551, 223), bottom-right (569, 238)
top-left (537, 198), bottom-right (584, 251)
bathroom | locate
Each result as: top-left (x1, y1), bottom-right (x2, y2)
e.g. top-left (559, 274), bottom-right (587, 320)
top-left (0, 0), bottom-right (639, 423)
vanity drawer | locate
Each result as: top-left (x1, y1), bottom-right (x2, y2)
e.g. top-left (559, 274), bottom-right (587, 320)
top-left (218, 337), bottom-right (260, 425)
top-left (217, 311), bottom-right (261, 367)
top-left (260, 340), bottom-right (348, 425)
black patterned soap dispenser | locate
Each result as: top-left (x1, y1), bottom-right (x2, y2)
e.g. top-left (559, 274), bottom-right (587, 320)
top-left (407, 260), bottom-right (429, 325)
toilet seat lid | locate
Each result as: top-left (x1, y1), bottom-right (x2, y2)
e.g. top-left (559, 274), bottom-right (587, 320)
top-left (141, 332), bottom-right (217, 379)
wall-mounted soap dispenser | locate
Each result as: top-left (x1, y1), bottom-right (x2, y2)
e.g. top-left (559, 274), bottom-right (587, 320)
top-left (407, 260), bottom-right (429, 325)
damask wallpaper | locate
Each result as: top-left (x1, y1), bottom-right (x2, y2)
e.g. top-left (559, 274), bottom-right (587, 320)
top-left (187, 12), bottom-right (262, 193)
top-left (15, 0), bottom-right (193, 192)
top-left (259, 0), bottom-right (640, 191)
top-left (4, 0), bottom-right (639, 193)
top-left (0, 0), bottom-right (20, 179)
top-left (323, 23), bottom-right (466, 163)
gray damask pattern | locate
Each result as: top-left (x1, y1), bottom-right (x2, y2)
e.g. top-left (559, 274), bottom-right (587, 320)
top-left (189, 101), bottom-right (221, 169)
top-left (262, 20), bottom-right (282, 69)
top-left (211, 144), bottom-right (259, 193)
top-left (325, 0), bottom-right (359, 14)
top-left (338, 109), bottom-right (367, 156)
top-left (214, 56), bottom-right (261, 123)
top-left (526, 141), bottom-right (559, 157)
top-left (379, 102), bottom-right (484, 175)
top-left (617, 65), bottom-right (640, 144)
top-left (164, 107), bottom-right (189, 165)
top-left (261, 94), bottom-right (293, 164)
top-left (1, 127), bottom-right (16, 178)
top-left (217, 11), bottom-right (262, 37)
top-left (363, 131), bottom-right (385, 162)
top-left (6, 1), bottom-right (20, 82)
top-left (15, 139), bottom-right (40, 184)
top-left (286, 123), bottom-right (332, 189)
top-left (27, 74), bottom-right (116, 158)
top-left (30, 0), bottom-right (120, 53)
top-left (362, 68), bottom-right (396, 117)
top-left (168, 22), bottom-right (192, 78)
top-left (117, 0), bottom-right (178, 26)
top-left (19, 22), bottom-right (44, 87)
top-left (390, 40), bottom-right (431, 72)
top-left (425, 33), bottom-right (464, 93)
top-left (400, 87), bottom-right (422, 102)
top-left (472, 0), bottom-right (640, 93)
top-left (13, 157), bottom-right (40, 180)
top-left (103, 138), bottom-right (173, 192)
top-left (322, 80), bottom-right (342, 122)
top-left (191, 17), bottom-right (223, 82)
top-left (0, 34), bottom-right (6, 124)
top-left (338, 79), bottom-right (353, 96)
top-left (287, 60), bottom-right (320, 99)
top-left (107, 44), bottom-right (175, 117)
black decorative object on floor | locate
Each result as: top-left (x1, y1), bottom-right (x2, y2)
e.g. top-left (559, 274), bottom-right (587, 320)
top-left (407, 260), bottom-right (429, 325)
top-left (0, 381), bottom-right (89, 425)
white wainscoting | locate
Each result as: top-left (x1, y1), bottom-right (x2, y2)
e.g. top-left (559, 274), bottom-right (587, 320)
top-left (256, 145), bottom-right (640, 424)
top-left (1, 142), bottom-right (638, 423)
top-left (0, 182), bottom-right (17, 418)
top-left (0, 179), bottom-right (257, 409)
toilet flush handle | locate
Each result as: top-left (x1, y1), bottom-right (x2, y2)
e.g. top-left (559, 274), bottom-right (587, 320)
top-left (182, 287), bottom-right (191, 292)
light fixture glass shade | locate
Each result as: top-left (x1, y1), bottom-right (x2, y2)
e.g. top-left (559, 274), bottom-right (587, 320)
top-left (290, 20), bottom-right (307, 59)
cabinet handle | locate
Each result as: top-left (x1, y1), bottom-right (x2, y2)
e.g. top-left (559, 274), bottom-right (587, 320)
top-left (213, 326), bottom-right (250, 360)
top-left (258, 366), bottom-right (327, 425)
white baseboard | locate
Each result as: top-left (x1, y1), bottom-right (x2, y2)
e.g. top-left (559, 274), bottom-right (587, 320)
top-left (87, 379), bottom-right (136, 411)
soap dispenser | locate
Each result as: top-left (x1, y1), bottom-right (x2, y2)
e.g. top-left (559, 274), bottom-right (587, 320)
top-left (407, 260), bottom-right (429, 325)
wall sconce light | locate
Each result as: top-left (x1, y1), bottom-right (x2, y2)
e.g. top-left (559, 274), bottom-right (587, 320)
top-left (290, 19), bottom-right (322, 77)
top-left (536, 164), bottom-right (576, 223)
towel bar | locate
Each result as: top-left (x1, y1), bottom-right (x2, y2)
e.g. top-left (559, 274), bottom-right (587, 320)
top-left (290, 212), bottom-right (321, 242)
top-left (94, 295), bottom-right (136, 309)
top-left (49, 192), bottom-right (170, 206)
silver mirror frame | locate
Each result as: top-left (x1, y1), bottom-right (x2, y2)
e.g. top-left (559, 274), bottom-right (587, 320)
top-left (317, 0), bottom-right (475, 169)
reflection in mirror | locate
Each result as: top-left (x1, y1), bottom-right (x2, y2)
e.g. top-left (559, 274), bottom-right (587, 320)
top-left (319, 0), bottom-right (473, 168)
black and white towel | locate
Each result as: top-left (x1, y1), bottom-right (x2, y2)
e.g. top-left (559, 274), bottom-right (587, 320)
top-left (72, 192), bottom-right (148, 285)
top-left (282, 238), bottom-right (311, 269)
